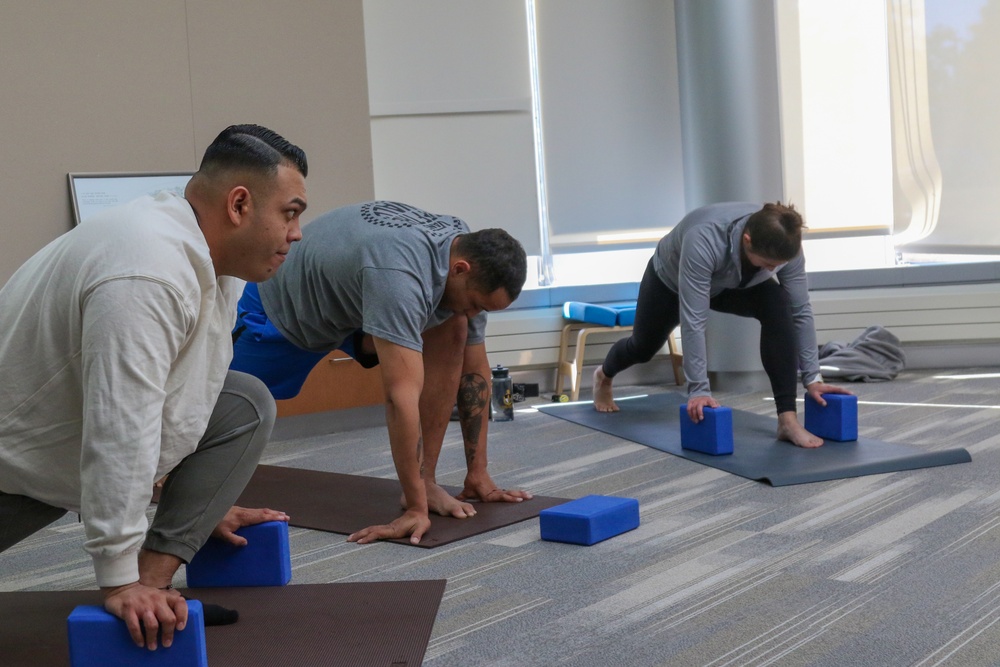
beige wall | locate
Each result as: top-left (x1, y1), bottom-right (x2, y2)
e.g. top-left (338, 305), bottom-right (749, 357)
top-left (0, 1), bottom-right (374, 285)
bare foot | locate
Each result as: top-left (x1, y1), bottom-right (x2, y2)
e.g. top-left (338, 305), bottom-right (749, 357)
top-left (456, 471), bottom-right (533, 503)
top-left (400, 483), bottom-right (476, 518)
top-left (593, 367), bottom-right (619, 413)
top-left (776, 412), bottom-right (823, 448)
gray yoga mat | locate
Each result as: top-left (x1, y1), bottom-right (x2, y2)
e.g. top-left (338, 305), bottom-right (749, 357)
top-left (538, 392), bottom-right (971, 486)
top-left (0, 580), bottom-right (445, 667)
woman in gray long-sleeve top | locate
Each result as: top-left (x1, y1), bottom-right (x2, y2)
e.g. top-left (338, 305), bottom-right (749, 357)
top-left (594, 202), bottom-right (851, 448)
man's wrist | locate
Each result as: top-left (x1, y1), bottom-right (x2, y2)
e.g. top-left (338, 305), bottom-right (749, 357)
top-left (101, 581), bottom-right (141, 598)
top-left (402, 489), bottom-right (429, 513)
top-left (465, 461), bottom-right (489, 476)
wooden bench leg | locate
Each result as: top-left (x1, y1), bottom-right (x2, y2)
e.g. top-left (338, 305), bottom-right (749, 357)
top-left (555, 323), bottom-right (579, 397)
top-left (667, 329), bottom-right (684, 386)
top-left (570, 327), bottom-right (593, 401)
top-left (559, 322), bottom-right (674, 400)
top-left (571, 325), bottom-right (633, 401)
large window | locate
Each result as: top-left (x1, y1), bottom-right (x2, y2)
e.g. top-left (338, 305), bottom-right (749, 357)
top-left (363, 1), bottom-right (1000, 291)
top-left (363, 0), bottom-right (685, 288)
top-left (897, 0), bottom-right (1000, 259)
top-left (777, 0), bottom-right (1000, 269)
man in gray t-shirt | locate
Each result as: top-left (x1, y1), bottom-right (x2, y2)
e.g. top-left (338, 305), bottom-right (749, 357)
top-left (231, 201), bottom-right (531, 544)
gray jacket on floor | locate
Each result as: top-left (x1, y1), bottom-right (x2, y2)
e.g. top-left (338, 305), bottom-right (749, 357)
top-left (818, 325), bottom-right (906, 381)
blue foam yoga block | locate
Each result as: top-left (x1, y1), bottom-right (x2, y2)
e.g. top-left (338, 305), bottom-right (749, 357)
top-left (562, 301), bottom-right (637, 327)
top-left (186, 520), bottom-right (291, 587)
top-left (804, 393), bottom-right (858, 441)
top-left (679, 405), bottom-right (734, 455)
top-left (67, 599), bottom-right (207, 667)
top-left (539, 494), bottom-right (640, 545)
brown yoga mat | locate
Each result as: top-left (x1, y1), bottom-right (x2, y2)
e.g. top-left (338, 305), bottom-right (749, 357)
top-left (0, 580), bottom-right (445, 667)
top-left (233, 465), bottom-right (568, 547)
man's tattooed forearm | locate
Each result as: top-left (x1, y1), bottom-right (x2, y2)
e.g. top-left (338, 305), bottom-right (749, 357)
top-left (457, 373), bottom-right (488, 462)
top-left (457, 373), bottom-right (488, 420)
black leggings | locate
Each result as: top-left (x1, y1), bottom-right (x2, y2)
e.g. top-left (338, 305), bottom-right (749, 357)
top-left (602, 258), bottom-right (799, 414)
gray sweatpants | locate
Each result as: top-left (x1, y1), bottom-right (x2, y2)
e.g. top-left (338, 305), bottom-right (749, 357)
top-left (0, 370), bottom-right (275, 564)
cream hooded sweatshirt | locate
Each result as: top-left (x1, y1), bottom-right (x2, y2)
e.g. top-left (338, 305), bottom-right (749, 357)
top-left (0, 192), bottom-right (240, 587)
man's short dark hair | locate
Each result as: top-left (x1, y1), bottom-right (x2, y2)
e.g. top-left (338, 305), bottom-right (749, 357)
top-left (199, 124), bottom-right (308, 178)
top-left (745, 202), bottom-right (805, 261)
top-left (454, 228), bottom-right (527, 301)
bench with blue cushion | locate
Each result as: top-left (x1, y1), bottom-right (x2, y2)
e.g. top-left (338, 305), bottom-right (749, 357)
top-left (555, 301), bottom-right (683, 401)
top-left (562, 301), bottom-right (637, 328)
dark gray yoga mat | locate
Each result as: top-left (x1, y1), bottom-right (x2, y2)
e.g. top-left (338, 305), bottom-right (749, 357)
top-left (538, 392), bottom-right (971, 486)
top-left (0, 580), bottom-right (445, 667)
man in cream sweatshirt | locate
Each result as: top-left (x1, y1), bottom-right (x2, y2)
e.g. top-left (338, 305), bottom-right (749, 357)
top-left (0, 124), bottom-right (308, 650)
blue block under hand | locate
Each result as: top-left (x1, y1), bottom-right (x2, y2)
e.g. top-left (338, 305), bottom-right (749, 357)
top-left (539, 495), bottom-right (640, 545)
top-left (804, 393), bottom-right (858, 441)
top-left (67, 599), bottom-right (207, 667)
top-left (186, 520), bottom-right (291, 588)
top-left (679, 405), bottom-right (734, 455)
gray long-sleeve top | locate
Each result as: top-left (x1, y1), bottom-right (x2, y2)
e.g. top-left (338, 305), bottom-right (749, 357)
top-left (653, 202), bottom-right (822, 398)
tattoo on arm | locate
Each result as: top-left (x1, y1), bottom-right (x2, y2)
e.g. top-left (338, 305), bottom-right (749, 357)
top-left (457, 373), bottom-right (488, 465)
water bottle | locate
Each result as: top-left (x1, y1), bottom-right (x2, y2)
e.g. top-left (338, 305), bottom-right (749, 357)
top-left (490, 364), bottom-right (514, 422)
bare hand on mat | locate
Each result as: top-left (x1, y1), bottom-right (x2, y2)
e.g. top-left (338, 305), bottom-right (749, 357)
top-left (212, 505), bottom-right (290, 546)
top-left (348, 508), bottom-right (431, 545)
top-left (103, 582), bottom-right (187, 650)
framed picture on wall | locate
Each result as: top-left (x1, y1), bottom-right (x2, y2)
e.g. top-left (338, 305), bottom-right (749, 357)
top-left (68, 172), bottom-right (193, 226)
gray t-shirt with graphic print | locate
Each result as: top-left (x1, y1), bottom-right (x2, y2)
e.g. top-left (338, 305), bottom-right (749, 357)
top-left (258, 201), bottom-right (487, 353)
